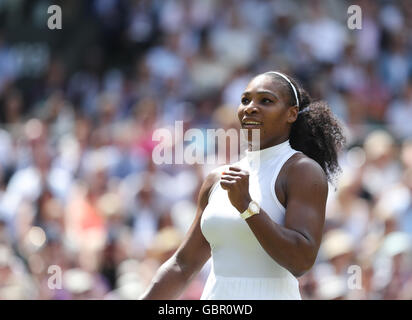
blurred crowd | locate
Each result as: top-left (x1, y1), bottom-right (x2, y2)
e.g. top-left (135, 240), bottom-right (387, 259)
top-left (1, 0), bottom-right (412, 299)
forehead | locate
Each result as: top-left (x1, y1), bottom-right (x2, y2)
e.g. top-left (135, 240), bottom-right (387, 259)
top-left (243, 74), bottom-right (288, 98)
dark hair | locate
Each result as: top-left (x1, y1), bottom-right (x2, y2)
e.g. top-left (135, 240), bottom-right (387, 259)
top-left (265, 71), bottom-right (346, 182)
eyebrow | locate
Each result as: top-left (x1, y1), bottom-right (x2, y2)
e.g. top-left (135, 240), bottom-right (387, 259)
top-left (242, 90), bottom-right (279, 100)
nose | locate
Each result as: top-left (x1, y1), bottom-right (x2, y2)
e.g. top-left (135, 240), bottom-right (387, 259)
top-left (244, 103), bottom-right (259, 115)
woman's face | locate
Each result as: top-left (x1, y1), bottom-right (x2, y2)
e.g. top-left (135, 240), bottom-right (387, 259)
top-left (237, 74), bottom-right (298, 149)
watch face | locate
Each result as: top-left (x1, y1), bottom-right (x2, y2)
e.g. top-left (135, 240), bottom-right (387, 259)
top-left (250, 202), bottom-right (259, 213)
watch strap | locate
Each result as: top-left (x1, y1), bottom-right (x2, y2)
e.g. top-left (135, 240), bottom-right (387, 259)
top-left (240, 200), bottom-right (260, 220)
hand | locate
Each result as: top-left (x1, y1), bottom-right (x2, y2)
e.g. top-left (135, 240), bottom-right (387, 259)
top-left (220, 166), bottom-right (252, 213)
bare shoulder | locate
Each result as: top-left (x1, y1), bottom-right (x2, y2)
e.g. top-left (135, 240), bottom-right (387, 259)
top-left (284, 153), bottom-right (328, 192)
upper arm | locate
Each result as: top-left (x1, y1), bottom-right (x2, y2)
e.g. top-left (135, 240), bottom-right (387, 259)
top-left (283, 157), bottom-right (328, 256)
top-left (173, 170), bottom-right (220, 278)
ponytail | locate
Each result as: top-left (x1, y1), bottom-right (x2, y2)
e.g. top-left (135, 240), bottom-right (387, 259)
top-left (289, 88), bottom-right (346, 182)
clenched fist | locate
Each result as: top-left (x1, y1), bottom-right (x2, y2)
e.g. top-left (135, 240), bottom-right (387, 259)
top-left (220, 166), bottom-right (252, 213)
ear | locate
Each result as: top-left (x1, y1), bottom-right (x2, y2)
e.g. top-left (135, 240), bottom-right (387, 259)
top-left (287, 106), bottom-right (299, 124)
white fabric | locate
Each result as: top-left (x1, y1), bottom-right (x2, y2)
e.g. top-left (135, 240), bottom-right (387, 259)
top-left (200, 140), bottom-right (302, 300)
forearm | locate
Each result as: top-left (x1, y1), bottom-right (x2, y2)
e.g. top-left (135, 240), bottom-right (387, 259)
top-left (245, 209), bottom-right (316, 277)
top-left (140, 255), bottom-right (192, 300)
top-left (140, 172), bottom-right (217, 300)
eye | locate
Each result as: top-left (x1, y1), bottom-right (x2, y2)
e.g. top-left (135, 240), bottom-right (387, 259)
top-left (261, 98), bottom-right (273, 104)
top-left (241, 97), bottom-right (250, 105)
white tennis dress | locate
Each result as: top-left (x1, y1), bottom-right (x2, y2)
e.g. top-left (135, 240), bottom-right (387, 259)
top-left (200, 140), bottom-right (302, 300)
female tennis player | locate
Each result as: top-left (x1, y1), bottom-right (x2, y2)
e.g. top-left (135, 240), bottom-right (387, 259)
top-left (140, 71), bottom-right (345, 300)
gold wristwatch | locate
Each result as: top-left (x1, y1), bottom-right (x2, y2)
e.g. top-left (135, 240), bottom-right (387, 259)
top-left (240, 200), bottom-right (260, 220)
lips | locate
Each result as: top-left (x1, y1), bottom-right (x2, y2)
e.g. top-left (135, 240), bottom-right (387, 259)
top-left (241, 118), bottom-right (263, 129)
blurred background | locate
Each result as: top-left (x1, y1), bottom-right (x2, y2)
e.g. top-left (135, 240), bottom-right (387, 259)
top-left (0, 0), bottom-right (412, 300)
